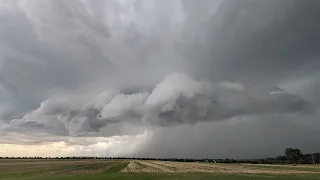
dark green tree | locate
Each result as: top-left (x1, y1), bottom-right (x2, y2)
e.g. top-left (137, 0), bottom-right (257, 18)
top-left (285, 148), bottom-right (302, 164)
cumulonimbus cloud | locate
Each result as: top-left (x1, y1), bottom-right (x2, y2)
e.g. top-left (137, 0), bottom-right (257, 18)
top-left (1, 0), bottom-right (320, 158)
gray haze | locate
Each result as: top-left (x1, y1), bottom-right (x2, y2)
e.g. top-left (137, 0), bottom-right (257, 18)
top-left (0, 0), bottom-right (320, 158)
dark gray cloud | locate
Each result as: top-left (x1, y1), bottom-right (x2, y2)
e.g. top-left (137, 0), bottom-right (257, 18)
top-left (179, 0), bottom-right (320, 84)
top-left (0, 0), bottom-right (320, 158)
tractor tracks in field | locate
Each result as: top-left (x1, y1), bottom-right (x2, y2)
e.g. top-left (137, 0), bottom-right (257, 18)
top-left (121, 160), bottom-right (320, 174)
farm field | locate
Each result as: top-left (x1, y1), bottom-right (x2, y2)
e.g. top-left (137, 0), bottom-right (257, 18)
top-left (0, 159), bottom-right (320, 180)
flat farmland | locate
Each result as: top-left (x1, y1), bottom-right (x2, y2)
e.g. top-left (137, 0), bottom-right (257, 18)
top-left (0, 159), bottom-right (319, 180)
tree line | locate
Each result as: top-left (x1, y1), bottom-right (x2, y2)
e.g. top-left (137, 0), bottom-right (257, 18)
top-left (1, 148), bottom-right (319, 165)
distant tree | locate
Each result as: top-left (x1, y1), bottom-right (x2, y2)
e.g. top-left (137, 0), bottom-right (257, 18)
top-left (310, 154), bottom-right (316, 165)
top-left (276, 155), bottom-right (287, 164)
top-left (285, 148), bottom-right (302, 164)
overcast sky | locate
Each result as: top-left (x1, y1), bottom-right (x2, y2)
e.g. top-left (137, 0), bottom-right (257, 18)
top-left (0, 0), bottom-right (320, 158)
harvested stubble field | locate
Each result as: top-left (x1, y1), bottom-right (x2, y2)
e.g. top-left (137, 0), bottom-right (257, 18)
top-left (0, 159), bottom-right (320, 180)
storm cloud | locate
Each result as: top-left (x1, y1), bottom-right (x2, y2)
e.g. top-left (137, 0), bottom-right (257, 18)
top-left (0, 0), bottom-right (320, 158)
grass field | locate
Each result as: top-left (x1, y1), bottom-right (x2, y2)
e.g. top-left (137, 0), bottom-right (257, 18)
top-left (0, 159), bottom-right (319, 180)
